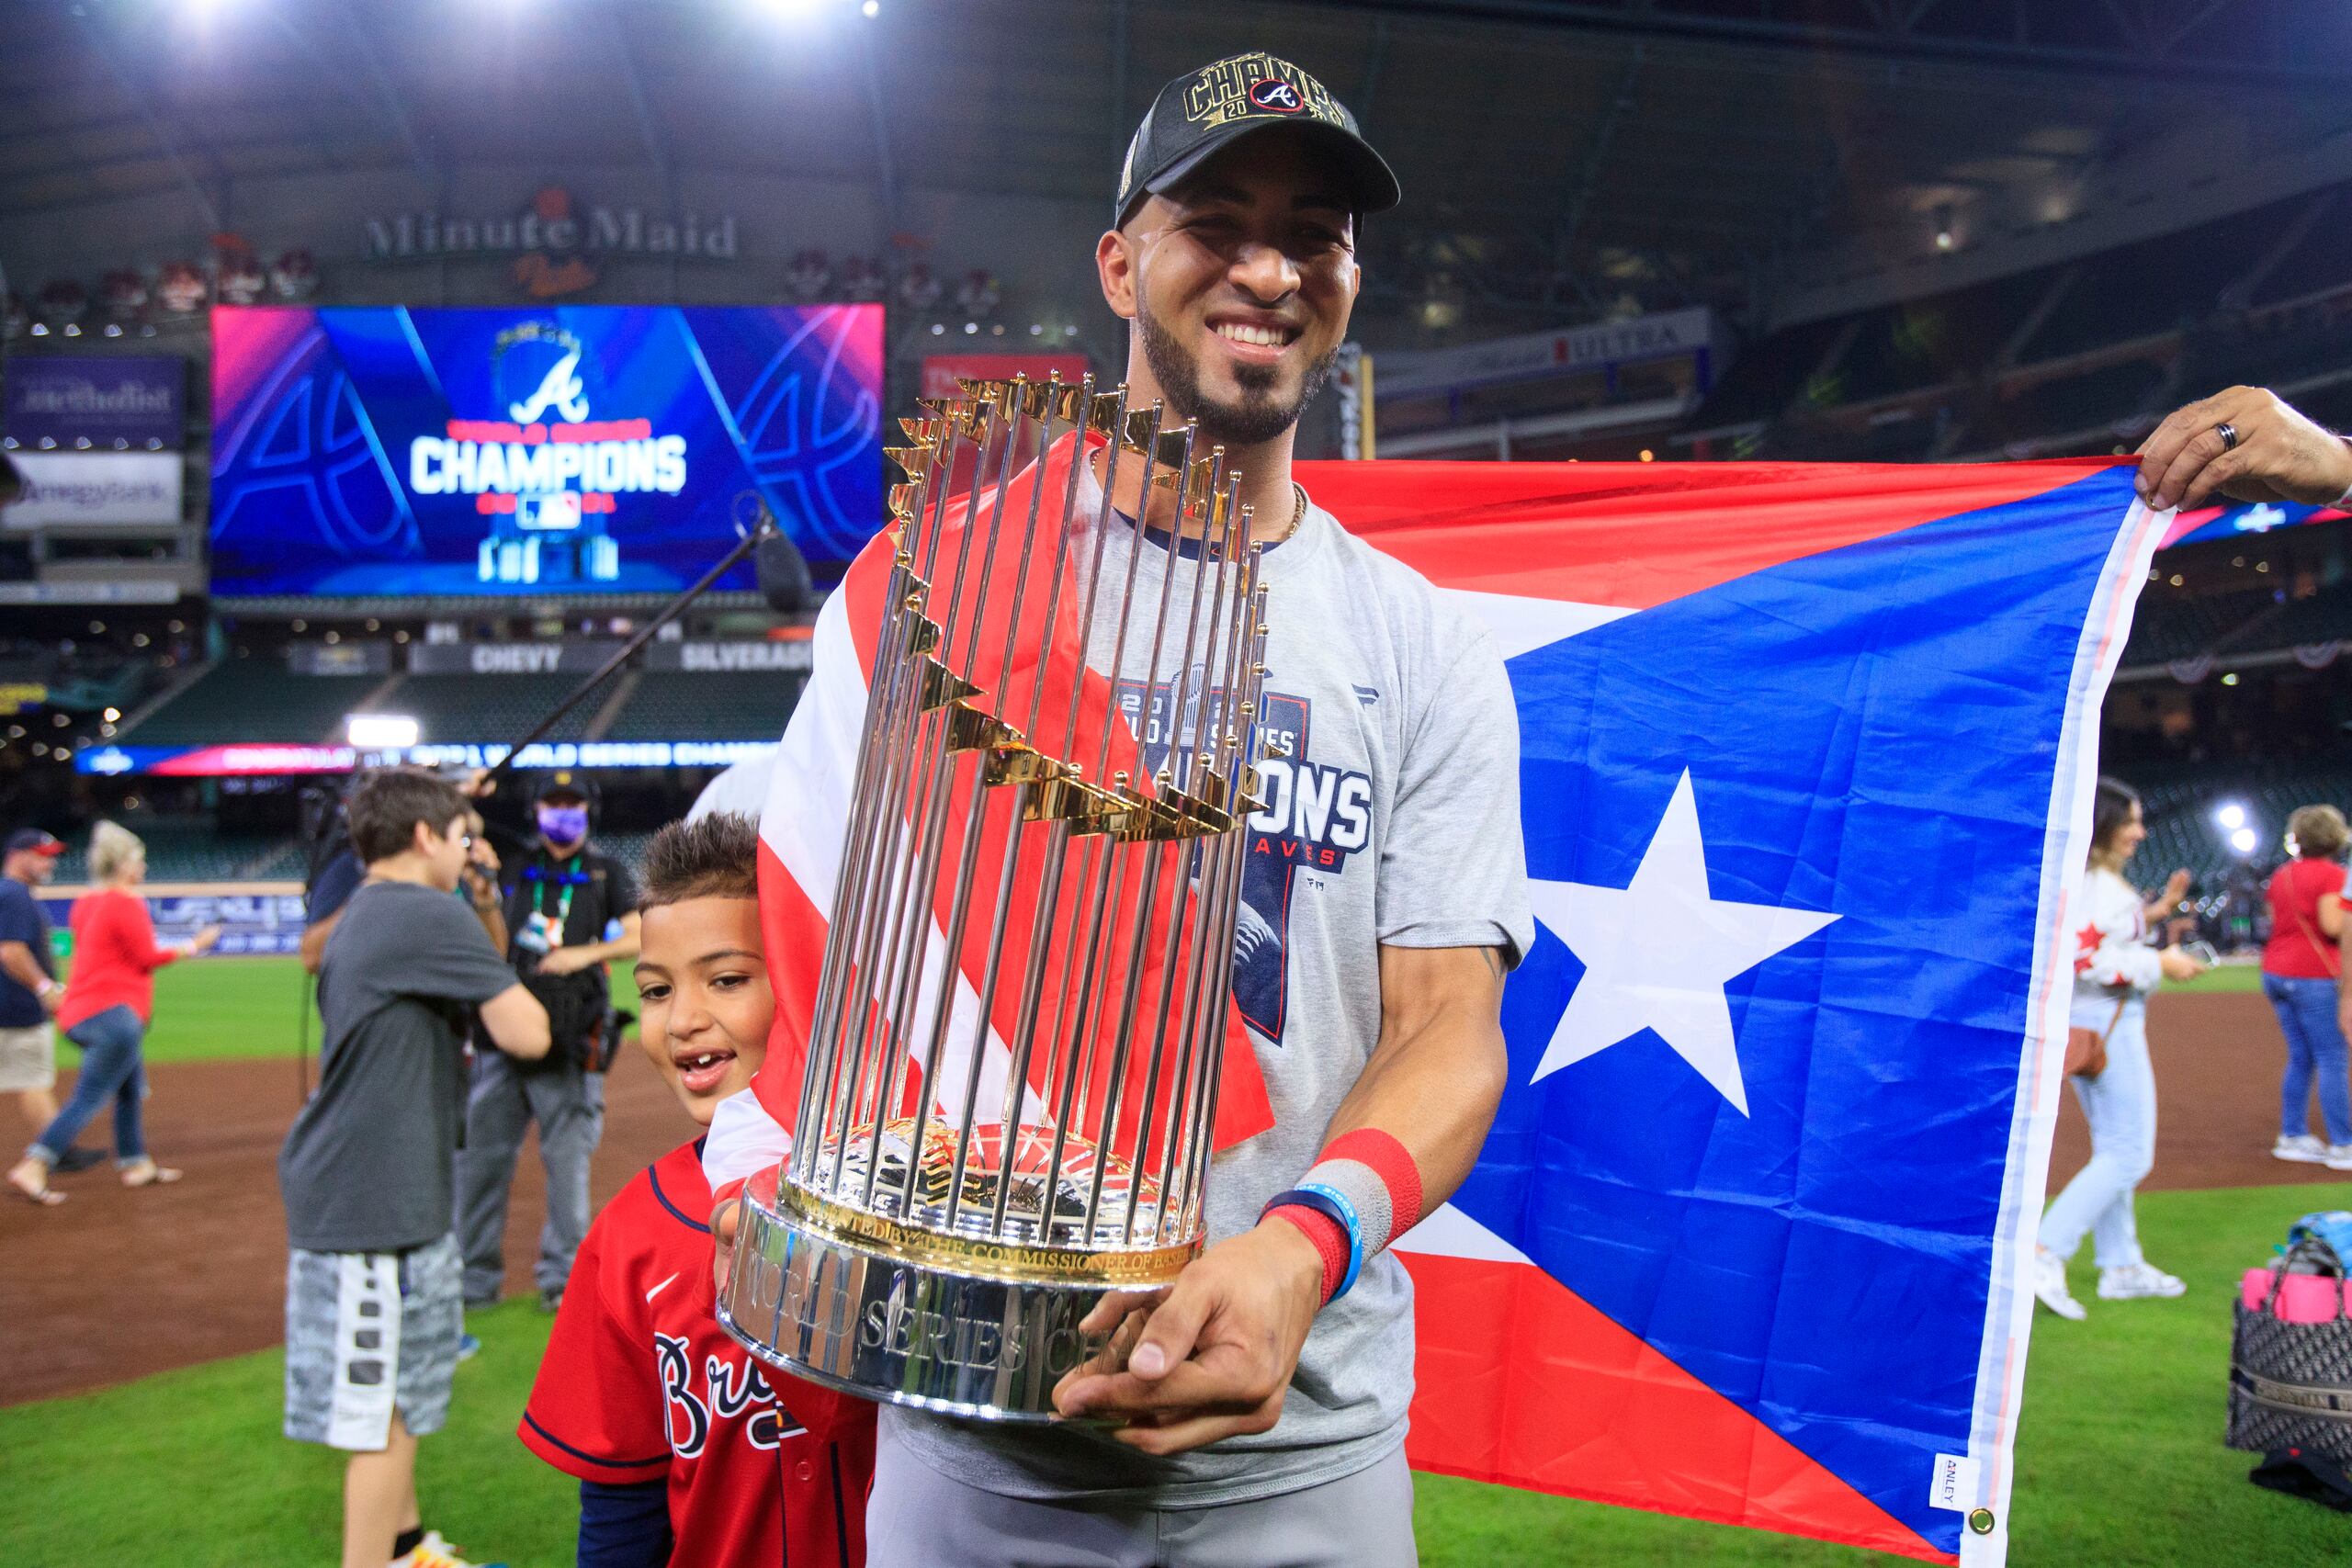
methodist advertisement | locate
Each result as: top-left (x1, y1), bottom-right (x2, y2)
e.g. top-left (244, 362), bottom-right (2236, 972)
top-left (4, 355), bottom-right (186, 450)
top-left (209, 304), bottom-right (884, 596)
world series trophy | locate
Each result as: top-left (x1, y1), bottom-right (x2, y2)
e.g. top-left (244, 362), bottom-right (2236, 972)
top-left (719, 375), bottom-right (1271, 1421)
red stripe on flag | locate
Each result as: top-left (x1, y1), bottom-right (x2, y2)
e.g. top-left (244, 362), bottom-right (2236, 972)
top-left (1399, 1250), bottom-right (1954, 1564)
top-left (1298, 456), bottom-right (2124, 612)
top-left (753, 835), bottom-right (830, 1133)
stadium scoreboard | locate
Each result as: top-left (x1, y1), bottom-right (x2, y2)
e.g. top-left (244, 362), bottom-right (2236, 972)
top-left (209, 304), bottom-right (884, 598)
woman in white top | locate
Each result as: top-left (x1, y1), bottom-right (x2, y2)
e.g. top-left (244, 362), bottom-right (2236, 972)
top-left (2035, 776), bottom-right (2206, 1320)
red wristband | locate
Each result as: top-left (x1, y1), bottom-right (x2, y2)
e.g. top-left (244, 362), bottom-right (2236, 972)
top-left (1322, 1127), bottom-right (1424, 1237)
top-left (1269, 1204), bottom-right (1349, 1305)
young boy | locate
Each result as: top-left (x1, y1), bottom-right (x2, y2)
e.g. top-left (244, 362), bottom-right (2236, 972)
top-left (278, 769), bottom-right (554, 1568)
top-left (520, 812), bottom-right (875, 1566)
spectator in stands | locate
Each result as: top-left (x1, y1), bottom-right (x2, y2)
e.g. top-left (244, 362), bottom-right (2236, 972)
top-left (456, 773), bottom-right (639, 1314)
top-left (2034, 777), bottom-right (2206, 1319)
top-left (2263, 805), bottom-right (2352, 1169)
top-left (6, 821), bottom-right (219, 1205)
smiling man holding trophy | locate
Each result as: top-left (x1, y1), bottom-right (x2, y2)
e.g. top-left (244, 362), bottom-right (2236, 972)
top-left (710, 51), bottom-right (1532, 1567)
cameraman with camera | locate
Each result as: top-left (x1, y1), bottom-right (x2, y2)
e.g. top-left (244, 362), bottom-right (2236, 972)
top-left (456, 774), bottom-right (639, 1314)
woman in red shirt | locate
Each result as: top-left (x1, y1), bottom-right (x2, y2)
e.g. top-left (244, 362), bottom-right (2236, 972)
top-left (2263, 804), bottom-right (2350, 1168)
top-left (6, 822), bottom-right (217, 1204)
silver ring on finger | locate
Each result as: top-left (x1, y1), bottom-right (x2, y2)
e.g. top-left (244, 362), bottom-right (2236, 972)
top-left (2216, 421), bottom-right (2239, 452)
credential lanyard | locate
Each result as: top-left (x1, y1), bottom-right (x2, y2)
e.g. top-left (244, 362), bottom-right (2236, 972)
top-left (533, 864), bottom-right (579, 928)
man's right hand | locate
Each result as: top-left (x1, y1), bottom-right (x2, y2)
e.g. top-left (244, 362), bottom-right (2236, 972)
top-left (2137, 387), bottom-right (2352, 512)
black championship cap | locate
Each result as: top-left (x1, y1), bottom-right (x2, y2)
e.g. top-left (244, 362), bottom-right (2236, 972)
top-left (537, 771), bottom-right (598, 807)
top-left (1114, 51), bottom-right (1400, 228)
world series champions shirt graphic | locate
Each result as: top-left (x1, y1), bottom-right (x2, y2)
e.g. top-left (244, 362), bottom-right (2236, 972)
top-left (1114, 675), bottom-right (1374, 1044)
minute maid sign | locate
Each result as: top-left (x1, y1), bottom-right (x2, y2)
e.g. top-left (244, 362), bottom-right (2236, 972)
top-left (365, 186), bottom-right (740, 262)
top-left (367, 186), bottom-right (740, 298)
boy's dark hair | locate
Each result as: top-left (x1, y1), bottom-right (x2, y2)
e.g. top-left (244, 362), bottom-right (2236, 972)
top-left (346, 769), bottom-right (468, 866)
top-left (641, 812), bottom-right (760, 908)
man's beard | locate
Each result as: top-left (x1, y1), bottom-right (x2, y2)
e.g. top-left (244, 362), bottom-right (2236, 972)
top-left (1138, 303), bottom-right (1338, 447)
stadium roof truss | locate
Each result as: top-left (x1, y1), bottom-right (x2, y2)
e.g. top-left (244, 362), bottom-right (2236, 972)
top-left (0, 0), bottom-right (2346, 335)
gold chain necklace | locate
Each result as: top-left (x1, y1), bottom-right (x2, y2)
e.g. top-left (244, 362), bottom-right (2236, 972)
top-left (1258, 481), bottom-right (1307, 548)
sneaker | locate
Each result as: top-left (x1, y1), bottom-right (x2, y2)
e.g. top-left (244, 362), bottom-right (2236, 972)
top-left (2327, 1145), bottom-right (2352, 1171)
top-left (456, 1333), bottom-right (481, 1363)
top-left (2274, 1134), bottom-right (2329, 1164)
top-left (2097, 1261), bottom-right (2187, 1300)
top-left (537, 1286), bottom-right (563, 1314)
top-left (2033, 1248), bottom-right (2086, 1320)
top-left (397, 1529), bottom-right (507, 1568)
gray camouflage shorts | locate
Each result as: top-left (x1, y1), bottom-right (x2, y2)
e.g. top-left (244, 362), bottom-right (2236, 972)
top-left (283, 1231), bottom-right (462, 1450)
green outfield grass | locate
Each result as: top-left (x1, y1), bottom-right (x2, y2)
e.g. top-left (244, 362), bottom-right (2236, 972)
top-left (4, 1181), bottom-right (2346, 1567)
top-left (115, 953), bottom-right (2267, 1070)
top-left (2164, 962), bottom-right (2266, 994)
top-left (126, 955), bottom-right (643, 1066)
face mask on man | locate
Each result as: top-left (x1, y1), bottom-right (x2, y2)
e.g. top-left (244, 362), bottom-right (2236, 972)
top-left (537, 805), bottom-right (589, 848)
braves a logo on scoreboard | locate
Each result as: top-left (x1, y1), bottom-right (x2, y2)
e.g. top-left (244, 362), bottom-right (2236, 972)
top-left (403, 322), bottom-right (690, 586)
top-left (653, 1332), bottom-right (807, 1459)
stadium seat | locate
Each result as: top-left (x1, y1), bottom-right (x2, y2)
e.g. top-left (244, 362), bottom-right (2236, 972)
top-left (121, 664), bottom-right (389, 748)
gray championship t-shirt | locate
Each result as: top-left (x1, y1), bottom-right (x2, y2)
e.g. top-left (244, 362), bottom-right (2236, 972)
top-left (279, 879), bottom-right (519, 1254)
top-left (887, 469), bottom-right (1534, 1507)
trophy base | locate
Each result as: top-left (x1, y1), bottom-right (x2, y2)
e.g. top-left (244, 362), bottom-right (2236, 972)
top-left (719, 1176), bottom-right (1149, 1423)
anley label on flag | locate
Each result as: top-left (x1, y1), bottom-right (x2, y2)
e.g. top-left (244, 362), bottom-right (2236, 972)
top-left (1295, 455), bottom-right (2162, 1567)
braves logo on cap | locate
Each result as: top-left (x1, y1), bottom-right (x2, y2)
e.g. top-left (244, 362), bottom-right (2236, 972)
top-left (1184, 52), bottom-right (1340, 130)
top-left (1249, 78), bottom-right (1306, 114)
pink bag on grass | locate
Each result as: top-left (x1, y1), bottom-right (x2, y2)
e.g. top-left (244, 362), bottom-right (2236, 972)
top-left (2241, 1268), bottom-right (2350, 1324)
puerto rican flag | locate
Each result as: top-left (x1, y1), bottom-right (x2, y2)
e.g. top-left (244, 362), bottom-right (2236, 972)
top-left (723, 448), bottom-right (2156, 1567)
top-left (1294, 455), bottom-right (2159, 1566)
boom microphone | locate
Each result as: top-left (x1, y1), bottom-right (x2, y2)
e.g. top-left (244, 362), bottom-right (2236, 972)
top-left (480, 502), bottom-right (790, 792)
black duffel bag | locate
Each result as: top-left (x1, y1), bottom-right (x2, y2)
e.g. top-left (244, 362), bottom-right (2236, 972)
top-left (523, 965), bottom-right (617, 1073)
top-left (2228, 1233), bottom-right (2352, 1467)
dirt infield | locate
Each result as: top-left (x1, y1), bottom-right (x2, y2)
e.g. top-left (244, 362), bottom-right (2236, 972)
top-left (0, 1052), bottom-right (681, 1408)
top-left (2049, 989), bottom-right (2350, 1194)
top-left (1, 987), bottom-right (2338, 1408)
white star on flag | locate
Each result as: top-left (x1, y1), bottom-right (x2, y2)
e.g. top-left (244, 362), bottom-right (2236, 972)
top-left (1527, 770), bottom-right (1838, 1115)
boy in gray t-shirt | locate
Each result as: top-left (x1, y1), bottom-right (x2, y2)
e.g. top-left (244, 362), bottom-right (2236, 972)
top-left (277, 769), bottom-right (549, 1568)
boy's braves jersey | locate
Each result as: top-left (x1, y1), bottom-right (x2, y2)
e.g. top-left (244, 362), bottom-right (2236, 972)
top-left (520, 1141), bottom-right (876, 1566)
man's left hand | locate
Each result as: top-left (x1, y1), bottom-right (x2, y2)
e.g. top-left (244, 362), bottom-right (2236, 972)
top-left (1052, 1217), bottom-right (1325, 1454)
top-left (2137, 386), bottom-right (2352, 511)
top-left (537, 946), bottom-right (597, 977)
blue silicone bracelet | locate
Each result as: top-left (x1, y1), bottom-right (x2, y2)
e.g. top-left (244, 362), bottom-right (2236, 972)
top-left (1265, 1182), bottom-right (1365, 1301)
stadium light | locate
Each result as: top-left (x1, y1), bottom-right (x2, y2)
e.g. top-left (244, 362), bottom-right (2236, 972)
top-left (2213, 802), bottom-right (2248, 831)
top-left (347, 714), bottom-right (421, 749)
top-left (2230, 826), bottom-right (2259, 855)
